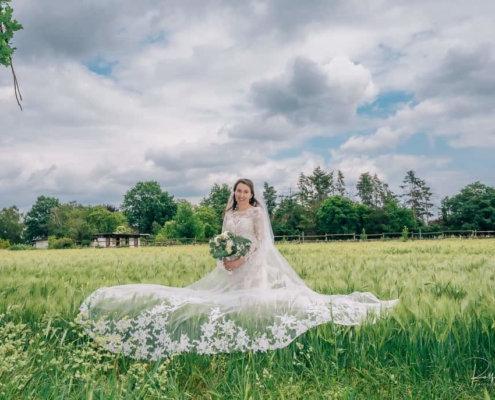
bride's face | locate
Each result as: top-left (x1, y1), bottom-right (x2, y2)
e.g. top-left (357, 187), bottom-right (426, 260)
top-left (235, 183), bottom-right (252, 207)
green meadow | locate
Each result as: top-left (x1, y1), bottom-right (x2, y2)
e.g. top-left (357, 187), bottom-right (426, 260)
top-left (1, 240), bottom-right (495, 399)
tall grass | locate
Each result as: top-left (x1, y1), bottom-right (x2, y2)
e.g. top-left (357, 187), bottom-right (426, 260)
top-left (1, 240), bottom-right (495, 399)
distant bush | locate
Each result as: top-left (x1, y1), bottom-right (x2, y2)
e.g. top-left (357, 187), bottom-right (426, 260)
top-left (0, 238), bottom-right (11, 249)
top-left (8, 244), bottom-right (37, 251)
top-left (81, 239), bottom-right (92, 247)
top-left (360, 228), bottom-right (367, 241)
top-left (48, 236), bottom-right (75, 249)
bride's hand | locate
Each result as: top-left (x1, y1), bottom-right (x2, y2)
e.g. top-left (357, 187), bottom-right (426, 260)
top-left (223, 258), bottom-right (244, 271)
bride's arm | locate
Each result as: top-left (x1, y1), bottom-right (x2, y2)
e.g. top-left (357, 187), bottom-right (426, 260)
top-left (218, 211), bottom-right (230, 269)
top-left (245, 207), bottom-right (265, 260)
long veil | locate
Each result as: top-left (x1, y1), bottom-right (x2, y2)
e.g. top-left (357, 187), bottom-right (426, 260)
top-left (77, 186), bottom-right (398, 361)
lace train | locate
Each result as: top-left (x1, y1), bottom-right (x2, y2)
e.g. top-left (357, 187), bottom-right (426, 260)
top-left (78, 205), bottom-right (398, 360)
top-left (77, 282), bottom-right (397, 360)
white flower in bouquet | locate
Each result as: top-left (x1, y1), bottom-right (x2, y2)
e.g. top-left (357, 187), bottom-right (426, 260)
top-left (209, 231), bottom-right (252, 261)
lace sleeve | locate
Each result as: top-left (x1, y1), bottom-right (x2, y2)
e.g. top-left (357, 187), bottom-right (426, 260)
top-left (244, 207), bottom-right (265, 262)
top-left (221, 211), bottom-right (228, 233)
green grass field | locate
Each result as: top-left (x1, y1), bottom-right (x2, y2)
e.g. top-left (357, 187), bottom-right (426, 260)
top-left (1, 240), bottom-right (495, 399)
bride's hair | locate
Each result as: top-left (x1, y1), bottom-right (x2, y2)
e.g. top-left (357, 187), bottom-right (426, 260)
top-left (226, 178), bottom-right (261, 211)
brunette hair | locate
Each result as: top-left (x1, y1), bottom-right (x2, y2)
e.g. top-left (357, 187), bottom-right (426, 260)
top-left (226, 178), bottom-right (261, 212)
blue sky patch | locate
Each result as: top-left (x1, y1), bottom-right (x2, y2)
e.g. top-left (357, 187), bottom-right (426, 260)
top-left (85, 57), bottom-right (118, 76)
top-left (358, 90), bottom-right (416, 118)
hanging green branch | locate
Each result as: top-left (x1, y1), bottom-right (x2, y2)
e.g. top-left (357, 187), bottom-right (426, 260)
top-left (0, 0), bottom-right (23, 110)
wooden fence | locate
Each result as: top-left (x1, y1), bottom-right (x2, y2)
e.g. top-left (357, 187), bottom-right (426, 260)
top-left (141, 230), bottom-right (495, 247)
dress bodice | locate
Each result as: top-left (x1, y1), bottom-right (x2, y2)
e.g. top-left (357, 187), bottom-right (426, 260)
top-left (218, 206), bottom-right (267, 289)
top-left (222, 207), bottom-right (264, 252)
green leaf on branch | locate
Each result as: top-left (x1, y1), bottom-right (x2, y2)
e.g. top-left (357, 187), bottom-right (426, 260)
top-left (0, 0), bottom-right (23, 67)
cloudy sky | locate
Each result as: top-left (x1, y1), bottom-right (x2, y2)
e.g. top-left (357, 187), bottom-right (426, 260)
top-left (1, 0), bottom-right (494, 212)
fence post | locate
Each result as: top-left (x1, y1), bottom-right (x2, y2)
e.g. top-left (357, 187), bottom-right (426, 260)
top-left (353, 233), bottom-right (356, 241)
top-left (325, 234), bottom-right (327, 242)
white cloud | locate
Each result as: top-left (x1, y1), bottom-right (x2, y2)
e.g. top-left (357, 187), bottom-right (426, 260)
top-left (340, 127), bottom-right (410, 154)
top-left (1, 0), bottom-right (494, 210)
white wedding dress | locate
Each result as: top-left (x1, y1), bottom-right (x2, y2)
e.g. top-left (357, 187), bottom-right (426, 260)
top-left (78, 202), bottom-right (398, 361)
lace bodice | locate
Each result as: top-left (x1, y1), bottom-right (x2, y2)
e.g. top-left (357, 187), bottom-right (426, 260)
top-left (222, 207), bottom-right (265, 255)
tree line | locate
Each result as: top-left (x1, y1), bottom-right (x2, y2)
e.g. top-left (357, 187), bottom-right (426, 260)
top-left (1, 169), bottom-right (495, 248)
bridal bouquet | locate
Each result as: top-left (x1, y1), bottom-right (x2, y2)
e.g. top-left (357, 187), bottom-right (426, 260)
top-left (209, 231), bottom-right (251, 260)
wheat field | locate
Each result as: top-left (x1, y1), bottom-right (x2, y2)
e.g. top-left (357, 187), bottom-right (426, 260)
top-left (1, 240), bottom-right (495, 399)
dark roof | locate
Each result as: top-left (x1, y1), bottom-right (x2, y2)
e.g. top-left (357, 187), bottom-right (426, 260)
top-left (92, 233), bottom-right (150, 237)
top-left (31, 237), bottom-right (48, 242)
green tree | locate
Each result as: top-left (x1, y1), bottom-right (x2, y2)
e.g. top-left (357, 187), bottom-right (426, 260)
top-left (121, 181), bottom-right (177, 233)
top-left (263, 182), bottom-right (277, 218)
top-left (364, 199), bottom-right (418, 234)
top-left (200, 183), bottom-right (231, 227)
top-left (48, 202), bottom-right (95, 241)
top-left (24, 196), bottom-right (60, 241)
top-left (87, 206), bottom-right (127, 233)
top-left (272, 197), bottom-right (306, 236)
top-left (0, 0), bottom-right (23, 109)
top-left (0, 205), bottom-right (24, 243)
top-left (441, 182), bottom-right (495, 231)
top-left (195, 205), bottom-right (221, 238)
top-left (316, 196), bottom-right (370, 235)
top-left (158, 202), bottom-right (204, 240)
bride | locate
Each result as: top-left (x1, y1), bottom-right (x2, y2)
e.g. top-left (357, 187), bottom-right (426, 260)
top-left (78, 178), bottom-right (398, 361)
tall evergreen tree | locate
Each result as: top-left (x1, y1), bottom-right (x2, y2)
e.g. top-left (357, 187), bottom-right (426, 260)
top-left (335, 170), bottom-right (347, 197)
top-left (372, 174), bottom-right (396, 208)
top-left (298, 167), bottom-right (333, 207)
top-left (297, 172), bottom-right (313, 207)
top-left (356, 172), bottom-right (374, 207)
top-left (312, 167), bottom-right (333, 203)
top-left (419, 183), bottom-right (434, 225)
top-left (400, 170), bottom-right (423, 220)
top-left (400, 170), bottom-right (434, 224)
top-left (297, 167), bottom-right (333, 234)
top-left (328, 171), bottom-right (335, 196)
top-left (262, 182), bottom-right (277, 218)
